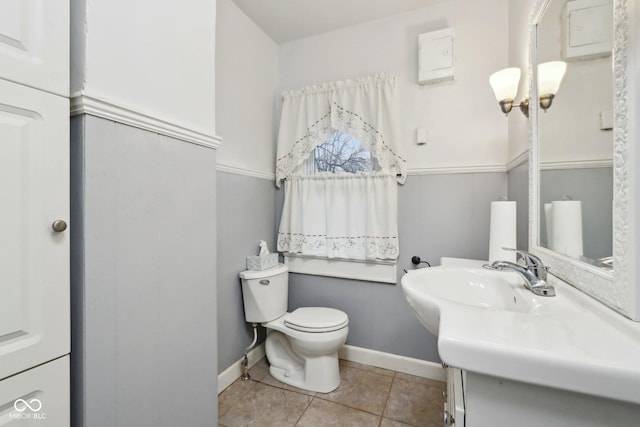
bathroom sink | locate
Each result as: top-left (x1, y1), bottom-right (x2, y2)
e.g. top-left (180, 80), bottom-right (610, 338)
top-left (400, 265), bottom-right (640, 406)
top-left (401, 267), bottom-right (535, 335)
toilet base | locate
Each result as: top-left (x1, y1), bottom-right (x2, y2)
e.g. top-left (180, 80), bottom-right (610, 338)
top-left (265, 330), bottom-right (341, 393)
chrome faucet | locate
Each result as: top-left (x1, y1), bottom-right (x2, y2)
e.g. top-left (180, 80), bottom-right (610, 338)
top-left (484, 248), bottom-right (556, 297)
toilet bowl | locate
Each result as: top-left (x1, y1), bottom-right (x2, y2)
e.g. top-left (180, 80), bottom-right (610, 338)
top-left (239, 265), bottom-right (349, 393)
top-left (265, 307), bottom-right (348, 393)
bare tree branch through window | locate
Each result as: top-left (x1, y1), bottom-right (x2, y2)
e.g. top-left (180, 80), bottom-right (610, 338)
top-left (313, 130), bottom-right (372, 174)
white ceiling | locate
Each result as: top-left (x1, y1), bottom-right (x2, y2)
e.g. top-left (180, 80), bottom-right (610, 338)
top-left (231, 0), bottom-right (448, 44)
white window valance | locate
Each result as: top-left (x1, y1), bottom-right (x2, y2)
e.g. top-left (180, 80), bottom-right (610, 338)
top-left (275, 73), bottom-right (407, 187)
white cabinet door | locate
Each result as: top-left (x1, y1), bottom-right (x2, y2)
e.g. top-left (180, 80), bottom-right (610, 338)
top-left (0, 356), bottom-right (69, 425)
top-left (0, 0), bottom-right (69, 96)
top-left (0, 79), bottom-right (69, 381)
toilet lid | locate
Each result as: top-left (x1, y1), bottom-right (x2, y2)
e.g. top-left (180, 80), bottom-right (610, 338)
top-left (284, 307), bottom-right (349, 333)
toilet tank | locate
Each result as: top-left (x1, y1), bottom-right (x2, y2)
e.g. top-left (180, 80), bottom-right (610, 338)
top-left (239, 264), bottom-right (288, 323)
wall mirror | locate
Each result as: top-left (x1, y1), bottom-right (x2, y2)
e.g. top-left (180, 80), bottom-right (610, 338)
top-left (537, 0), bottom-right (613, 267)
top-left (529, 0), bottom-right (636, 319)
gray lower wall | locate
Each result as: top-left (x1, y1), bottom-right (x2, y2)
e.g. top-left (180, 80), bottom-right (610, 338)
top-left (288, 172), bottom-right (508, 362)
top-left (506, 161), bottom-right (613, 260)
top-left (540, 167), bottom-right (613, 260)
top-left (71, 115), bottom-right (218, 426)
top-left (218, 171), bottom-right (508, 367)
top-left (217, 171), bottom-right (277, 373)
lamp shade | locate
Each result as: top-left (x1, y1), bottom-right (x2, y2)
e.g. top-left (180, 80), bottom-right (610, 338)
top-left (489, 68), bottom-right (521, 102)
top-left (538, 61), bottom-right (567, 96)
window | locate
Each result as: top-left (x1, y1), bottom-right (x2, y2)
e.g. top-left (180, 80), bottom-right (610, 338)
top-left (275, 74), bottom-right (406, 283)
top-left (310, 130), bottom-right (373, 174)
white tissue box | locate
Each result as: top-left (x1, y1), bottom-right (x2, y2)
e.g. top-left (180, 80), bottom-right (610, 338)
top-left (246, 253), bottom-right (278, 271)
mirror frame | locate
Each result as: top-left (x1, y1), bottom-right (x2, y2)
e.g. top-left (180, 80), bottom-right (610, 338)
top-left (528, 0), bottom-right (635, 318)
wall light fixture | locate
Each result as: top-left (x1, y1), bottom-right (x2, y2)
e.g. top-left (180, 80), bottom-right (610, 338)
top-left (489, 61), bottom-right (567, 117)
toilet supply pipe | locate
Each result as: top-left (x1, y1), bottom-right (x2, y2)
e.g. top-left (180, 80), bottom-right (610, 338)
top-left (241, 323), bottom-right (259, 381)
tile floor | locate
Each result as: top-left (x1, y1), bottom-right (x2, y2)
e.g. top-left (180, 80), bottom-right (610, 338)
top-left (218, 358), bottom-right (446, 427)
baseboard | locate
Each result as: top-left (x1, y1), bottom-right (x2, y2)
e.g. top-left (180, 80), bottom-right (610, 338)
top-left (217, 344), bottom-right (446, 394)
top-left (217, 344), bottom-right (266, 394)
top-left (338, 345), bottom-right (446, 382)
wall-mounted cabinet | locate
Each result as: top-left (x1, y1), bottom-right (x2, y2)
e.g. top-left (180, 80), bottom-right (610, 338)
top-left (418, 28), bottom-right (455, 85)
top-left (563, 0), bottom-right (612, 60)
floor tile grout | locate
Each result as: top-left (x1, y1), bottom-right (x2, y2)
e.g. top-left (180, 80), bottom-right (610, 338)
top-left (312, 394), bottom-right (383, 418)
top-left (378, 373), bottom-right (396, 425)
top-left (220, 357), bottom-right (444, 427)
top-left (292, 395), bottom-right (315, 427)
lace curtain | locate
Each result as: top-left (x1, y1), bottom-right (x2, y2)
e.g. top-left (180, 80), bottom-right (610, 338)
top-left (276, 74), bottom-right (404, 262)
top-left (276, 74), bottom-right (406, 187)
top-left (277, 173), bottom-right (399, 261)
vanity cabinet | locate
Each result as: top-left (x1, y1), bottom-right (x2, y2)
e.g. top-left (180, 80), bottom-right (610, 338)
top-left (457, 370), bottom-right (640, 427)
top-left (444, 368), bottom-right (465, 426)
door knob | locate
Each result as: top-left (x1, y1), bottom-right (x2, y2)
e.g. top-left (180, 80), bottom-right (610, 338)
top-left (52, 220), bottom-right (67, 232)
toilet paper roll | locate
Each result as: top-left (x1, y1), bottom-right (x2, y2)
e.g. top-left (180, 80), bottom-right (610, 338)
top-left (551, 200), bottom-right (583, 258)
top-left (544, 203), bottom-right (553, 248)
top-left (488, 201), bottom-right (517, 263)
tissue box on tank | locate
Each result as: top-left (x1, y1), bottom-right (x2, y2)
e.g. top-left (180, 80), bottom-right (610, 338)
top-left (246, 253), bottom-right (278, 270)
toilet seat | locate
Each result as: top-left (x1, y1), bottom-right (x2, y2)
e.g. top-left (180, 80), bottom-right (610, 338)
top-left (284, 307), bottom-right (348, 333)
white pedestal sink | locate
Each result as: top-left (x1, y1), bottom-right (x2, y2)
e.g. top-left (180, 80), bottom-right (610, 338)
top-left (401, 266), bottom-right (640, 406)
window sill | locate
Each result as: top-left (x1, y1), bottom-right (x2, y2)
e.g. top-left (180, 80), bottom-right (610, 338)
top-left (283, 254), bottom-right (397, 284)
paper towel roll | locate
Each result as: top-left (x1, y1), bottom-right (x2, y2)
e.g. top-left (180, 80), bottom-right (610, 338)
top-left (544, 203), bottom-right (553, 248)
top-left (488, 201), bottom-right (517, 263)
top-left (551, 200), bottom-right (583, 258)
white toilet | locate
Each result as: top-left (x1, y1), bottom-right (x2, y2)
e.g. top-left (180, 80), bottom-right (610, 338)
top-left (239, 264), bottom-right (349, 393)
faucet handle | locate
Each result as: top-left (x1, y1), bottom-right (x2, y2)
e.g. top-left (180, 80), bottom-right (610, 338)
top-left (502, 247), bottom-right (542, 266)
top-left (502, 248), bottom-right (547, 279)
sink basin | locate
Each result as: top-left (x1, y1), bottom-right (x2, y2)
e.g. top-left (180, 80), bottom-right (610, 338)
top-left (401, 266), bottom-right (536, 335)
top-left (400, 265), bottom-right (640, 406)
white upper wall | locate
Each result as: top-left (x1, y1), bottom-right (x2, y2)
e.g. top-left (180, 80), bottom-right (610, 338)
top-left (278, 0), bottom-right (510, 172)
top-left (507, 0), bottom-right (613, 165)
top-left (215, 0), bottom-right (279, 177)
top-left (507, 0), bottom-right (536, 163)
top-left (537, 0), bottom-right (613, 165)
top-left (71, 0), bottom-right (216, 136)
